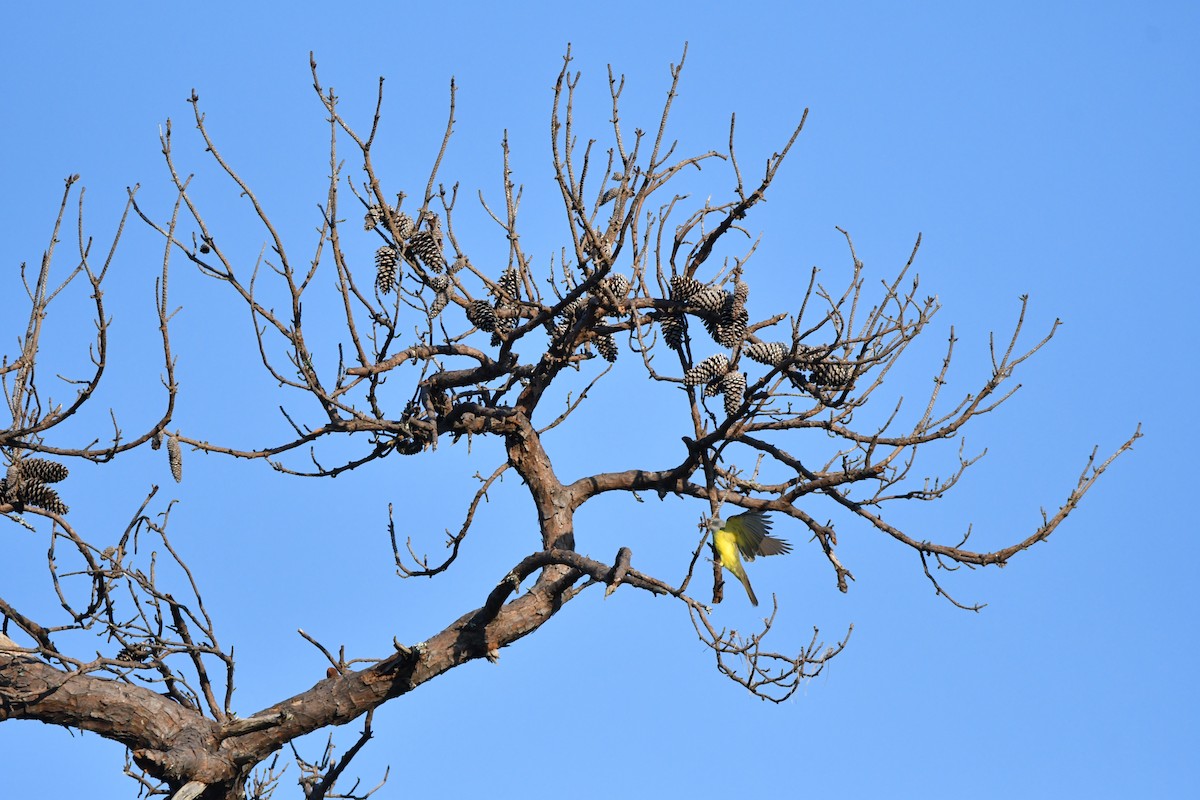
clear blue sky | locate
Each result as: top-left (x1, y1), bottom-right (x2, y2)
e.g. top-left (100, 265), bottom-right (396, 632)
top-left (2, 2), bottom-right (1195, 797)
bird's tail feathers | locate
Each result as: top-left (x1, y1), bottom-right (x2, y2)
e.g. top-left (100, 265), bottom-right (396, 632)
top-left (737, 570), bottom-right (759, 606)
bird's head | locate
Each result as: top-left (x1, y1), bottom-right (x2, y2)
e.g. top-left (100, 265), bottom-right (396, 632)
top-left (705, 516), bottom-right (725, 534)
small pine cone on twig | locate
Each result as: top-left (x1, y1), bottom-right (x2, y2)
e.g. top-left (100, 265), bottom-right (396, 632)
top-left (408, 231), bottom-right (446, 273)
top-left (466, 300), bottom-right (498, 332)
top-left (18, 482), bottom-right (68, 515)
top-left (375, 245), bottom-right (399, 294)
top-left (718, 371), bottom-right (747, 416)
top-left (20, 458), bottom-right (69, 484)
top-left (5, 462), bottom-right (21, 489)
top-left (167, 435), bottom-right (183, 483)
top-left (596, 334), bottom-right (618, 363)
top-left (810, 359), bottom-right (855, 387)
top-left (496, 267), bottom-right (521, 308)
top-left (669, 274), bottom-right (705, 303)
top-left (1, 466), bottom-right (18, 504)
top-left (745, 341), bottom-right (788, 366)
top-left (733, 278), bottom-right (749, 305)
top-left (598, 186), bottom-right (622, 206)
top-left (658, 313), bottom-right (688, 351)
top-left (116, 642), bottom-right (160, 663)
top-left (364, 204), bottom-right (385, 231)
top-left (429, 291), bottom-right (450, 318)
top-left (426, 274), bottom-right (450, 293)
top-left (151, 431), bottom-right (163, 450)
top-left (684, 353), bottom-right (730, 387)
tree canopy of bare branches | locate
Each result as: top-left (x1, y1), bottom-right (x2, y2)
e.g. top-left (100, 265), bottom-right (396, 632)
top-left (0, 47), bottom-right (1139, 799)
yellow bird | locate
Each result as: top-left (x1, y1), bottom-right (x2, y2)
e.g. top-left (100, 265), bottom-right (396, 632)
top-left (706, 510), bottom-right (792, 606)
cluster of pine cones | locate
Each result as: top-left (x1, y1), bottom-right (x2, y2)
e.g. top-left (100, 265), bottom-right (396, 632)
top-left (663, 275), bottom-right (749, 350)
top-left (465, 266), bottom-right (522, 346)
top-left (744, 340), bottom-right (854, 387)
top-left (683, 354), bottom-right (746, 415)
top-left (1, 457), bottom-right (69, 514)
top-left (662, 272), bottom-right (855, 411)
top-left (545, 273), bottom-right (630, 362)
top-left (364, 203), bottom-right (857, 400)
top-left (367, 204), bottom-right (448, 295)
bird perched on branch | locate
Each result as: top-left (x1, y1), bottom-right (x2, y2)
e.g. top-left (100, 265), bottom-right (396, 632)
top-left (706, 510), bottom-right (792, 606)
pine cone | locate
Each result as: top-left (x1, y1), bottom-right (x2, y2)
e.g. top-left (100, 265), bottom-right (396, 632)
top-left (659, 313), bottom-right (687, 351)
top-left (810, 360), bottom-right (854, 387)
top-left (115, 642), bottom-right (159, 663)
top-left (423, 212), bottom-right (443, 235)
top-left (691, 286), bottom-right (727, 314)
top-left (497, 267), bottom-right (521, 307)
top-left (598, 187), bottom-right (622, 206)
top-left (596, 334), bottom-right (618, 363)
top-left (684, 353), bottom-right (730, 387)
top-left (552, 296), bottom-right (588, 340)
top-left (5, 462), bottom-right (21, 490)
top-left (150, 431), bottom-right (163, 450)
top-left (745, 341), bottom-right (788, 366)
top-left (490, 315), bottom-right (516, 347)
top-left (167, 435), bottom-right (183, 483)
top-left (396, 438), bottom-right (424, 455)
top-left (733, 278), bottom-right (749, 305)
top-left (19, 458), bottom-right (68, 484)
top-left (719, 371), bottom-right (747, 416)
top-left (701, 290), bottom-right (748, 348)
top-left (18, 482), bottom-right (68, 515)
top-left (375, 245), bottom-right (399, 294)
top-left (391, 211), bottom-right (415, 240)
top-left (426, 274), bottom-right (450, 293)
top-left (429, 291), bottom-right (450, 318)
top-left (558, 297), bottom-right (588, 320)
top-left (712, 303), bottom-right (749, 348)
top-left (408, 230), bottom-right (446, 273)
top-left (669, 275), bottom-right (705, 303)
top-left (601, 273), bottom-right (630, 298)
top-left (466, 300), bottom-right (498, 332)
top-left (792, 344), bottom-right (821, 368)
top-left (1, 465), bottom-right (19, 504)
top-left (364, 204), bottom-right (385, 231)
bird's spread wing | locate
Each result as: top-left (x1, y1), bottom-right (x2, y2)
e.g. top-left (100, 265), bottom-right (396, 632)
top-left (726, 511), bottom-right (792, 560)
top-left (756, 534), bottom-right (792, 557)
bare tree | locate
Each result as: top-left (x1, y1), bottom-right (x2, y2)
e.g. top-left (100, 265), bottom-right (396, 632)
top-left (0, 47), bottom-right (1139, 799)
